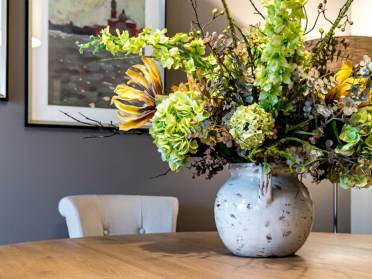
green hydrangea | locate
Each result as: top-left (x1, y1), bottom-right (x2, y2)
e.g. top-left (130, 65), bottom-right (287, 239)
top-left (351, 106), bottom-right (372, 136)
top-left (150, 91), bottom-right (209, 172)
top-left (256, 0), bottom-right (310, 110)
top-left (336, 107), bottom-right (372, 156)
top-left (229, 104), bottom-right (275, 151)
top-left (340, 166), bottom-right (369, 189)
top-left (336, 125), bottom-right (361, 156)
top-left (340, 125), bottom-right (361, 144)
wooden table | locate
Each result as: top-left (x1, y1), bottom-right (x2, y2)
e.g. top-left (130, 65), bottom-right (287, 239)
top-left (0, 232), bottom-right (371, 279)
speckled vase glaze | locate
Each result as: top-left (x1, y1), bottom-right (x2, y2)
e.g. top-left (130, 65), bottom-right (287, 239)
top-left (215, 164), bottom-right (313, 258)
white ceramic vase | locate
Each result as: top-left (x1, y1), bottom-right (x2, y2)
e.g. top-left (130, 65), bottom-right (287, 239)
top-left (215, 164), bottom-right (314, 258)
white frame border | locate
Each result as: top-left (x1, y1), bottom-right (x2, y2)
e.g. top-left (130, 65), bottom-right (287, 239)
top-left (27, 0), bottom-right (166, 127)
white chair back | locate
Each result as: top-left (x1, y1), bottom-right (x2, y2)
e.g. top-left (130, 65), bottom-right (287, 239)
top-left (59, 195), bottom-right (179, 238)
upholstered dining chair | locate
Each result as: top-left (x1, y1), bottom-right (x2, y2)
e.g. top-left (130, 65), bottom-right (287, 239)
top-left (58, 195), bottom-right (179, 238)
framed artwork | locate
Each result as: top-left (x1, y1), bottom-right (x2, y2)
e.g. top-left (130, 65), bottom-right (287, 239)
top-left (26, 0), bottom-right (166, 127)
top-left (0, 0), bottom-right (8, 101)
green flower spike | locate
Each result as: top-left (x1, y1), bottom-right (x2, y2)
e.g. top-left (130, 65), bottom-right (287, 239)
top-left (256, 0), bottom-right (310, 110)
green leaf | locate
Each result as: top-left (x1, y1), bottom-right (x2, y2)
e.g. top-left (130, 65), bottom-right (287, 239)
top-left (330, 119), bottom-right (341, 144)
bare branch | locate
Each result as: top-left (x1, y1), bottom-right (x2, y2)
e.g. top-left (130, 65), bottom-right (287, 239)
top-left (312, 0), bottom-right (354, 65)
top-left (221, 0), bottom-right (238, 47)
top-left (60, 110), bottom-right (97, 127)
top-left (303, 6), bottom-right (309, 32)
top-left (60, 110), bottom-right (121, 139)
top-left (304, 10), bottom-right (322, 35)
top-left (78, 112), bottom-right (107, 128)
top-left (150, 168), bottom-right (172, 179)
top-left (248, 0), bottom-right (265, 20)
top-left (188, 0), bottom-right (234, 79)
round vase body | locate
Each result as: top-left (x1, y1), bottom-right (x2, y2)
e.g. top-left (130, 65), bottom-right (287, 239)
top-left (215, 164), bottom-right (314, 258)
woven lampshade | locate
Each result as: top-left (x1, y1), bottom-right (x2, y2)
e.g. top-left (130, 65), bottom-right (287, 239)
top-left (306, 36), bottom-right (372, 71)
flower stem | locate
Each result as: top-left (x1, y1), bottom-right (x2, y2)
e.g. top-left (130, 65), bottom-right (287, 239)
top-left (221, 0), bottom-right (238, 47)
top-left (312, 0), bottom-right (354, 65)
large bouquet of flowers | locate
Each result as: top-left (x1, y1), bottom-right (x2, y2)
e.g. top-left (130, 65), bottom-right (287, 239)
top-left (80, 0), bottom-right (371, 188)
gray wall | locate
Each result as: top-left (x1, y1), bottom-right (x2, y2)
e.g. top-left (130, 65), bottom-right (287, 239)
top-left (0, 0), bottom-right (349, 245)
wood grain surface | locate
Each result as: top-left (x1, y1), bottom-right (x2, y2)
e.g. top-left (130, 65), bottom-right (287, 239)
top-left (0, 232), bottom-right (371, 279)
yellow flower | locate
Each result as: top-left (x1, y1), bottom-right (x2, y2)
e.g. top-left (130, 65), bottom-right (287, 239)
top-left (326, 60), bottom-right (368, 103)
top-left (111, 58), bottom-right (164, 131)
top-left (171, 74), bottom-right (202, 93)
top-left (171, 72), bottom-right (224, 109)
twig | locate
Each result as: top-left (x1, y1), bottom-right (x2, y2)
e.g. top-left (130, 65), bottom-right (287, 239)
top-left (304, 10), bottom-right (321, 35)
top-left (189, 0), bottom-right (223, 31)
top-left (189, 0), bottom-right (204, 35)
top-left (312, 0), bottom-right (354, 65)
top-left (303, 6), bottom-right (309, 33)
top-left (150, 168), bottom-right (171, 179)
top-left (78, 112), bottom-right (106, 128)
top-left (188, 0), bottom-right (235, 83)
top-left (234, 25), bottom-right (257, 78)
top-left (221, 0), bottom-right (238, 47)
top-left (60, 110), bottom-right (121, 139)
top-left (60, 110), bottom-right (97, 127)
top-left (322, 11), bottom-right (335, 25)
top-left (202, 14), bottom-right (224, 30)
top-left (248, 0), bottom-right (265, 20)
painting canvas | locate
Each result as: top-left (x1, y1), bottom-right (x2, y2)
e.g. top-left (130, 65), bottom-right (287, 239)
top-left (27, 0), bottom-right (165, 126)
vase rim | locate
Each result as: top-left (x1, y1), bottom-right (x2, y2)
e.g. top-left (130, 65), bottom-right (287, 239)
top-left (228, 163), bottom-right (294, 176)
top-left (229, 163), bottom-right (288, 168)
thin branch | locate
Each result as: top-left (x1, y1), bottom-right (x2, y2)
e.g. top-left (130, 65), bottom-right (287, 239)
top-left (189, 0), bottom-right (204, 36)
top-left (202, 14), bottom-right (224, 30)
top-left (150, 168), bottom-right (171, 179)
top-left (221, 0), bottom-right (238, 47)
top-left (312, 0), bottom-right (354, 65)
top-left (304, 10), bottom-right (322, 35)
top-left (303, 6), bottom-right (309, 33)
top-left (60, 110), bottom-right (97, 127)
top-left (248, 0), bottom-right (265, 20)
top-left (322, 11), bottom-right (335, 25)
top-left (189, 0), bottom-right (223, 32)
top-left (234, 25), bottom-right (257, 78)
top-left (78, 112), bottom-right (107, 128)
top-left (188, 0), bottom-right (235, 81)
top-left (60, 110), bottom-right (121, 139)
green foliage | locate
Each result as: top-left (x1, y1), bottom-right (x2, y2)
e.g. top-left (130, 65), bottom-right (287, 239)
top-left (337, 107), bottom-right (372, 157)
top-left (229, 104), bottom-right (275, 151)
top-left (336, 125), bottom-right (361, 156)
top-left (340, 165), bottom-right (370, 189)
top-left (351, 106), bottom-right (372, 136)
top-left (150, 91), bottom-right (210, 171)
top-left (78, 27), bottom-right (207, 74)
top-left (77, 0), bottom-right (370, 187)
top-left (256, 0), bottom-right (310, 110)
top-left (336, 107), bottom-right (372, 188)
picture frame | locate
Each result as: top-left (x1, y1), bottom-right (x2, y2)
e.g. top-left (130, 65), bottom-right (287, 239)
top-left (26, 0), bottom-right (166, 128)
top-left (0, 0), bottom-right (8, 101)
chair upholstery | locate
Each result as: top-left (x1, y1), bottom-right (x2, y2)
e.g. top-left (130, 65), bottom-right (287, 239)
top-left (58, 195), bottom-right (179, 238)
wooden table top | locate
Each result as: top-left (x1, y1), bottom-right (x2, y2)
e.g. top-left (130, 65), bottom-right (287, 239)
top-left (0, 232), bottom-right (371, 279)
